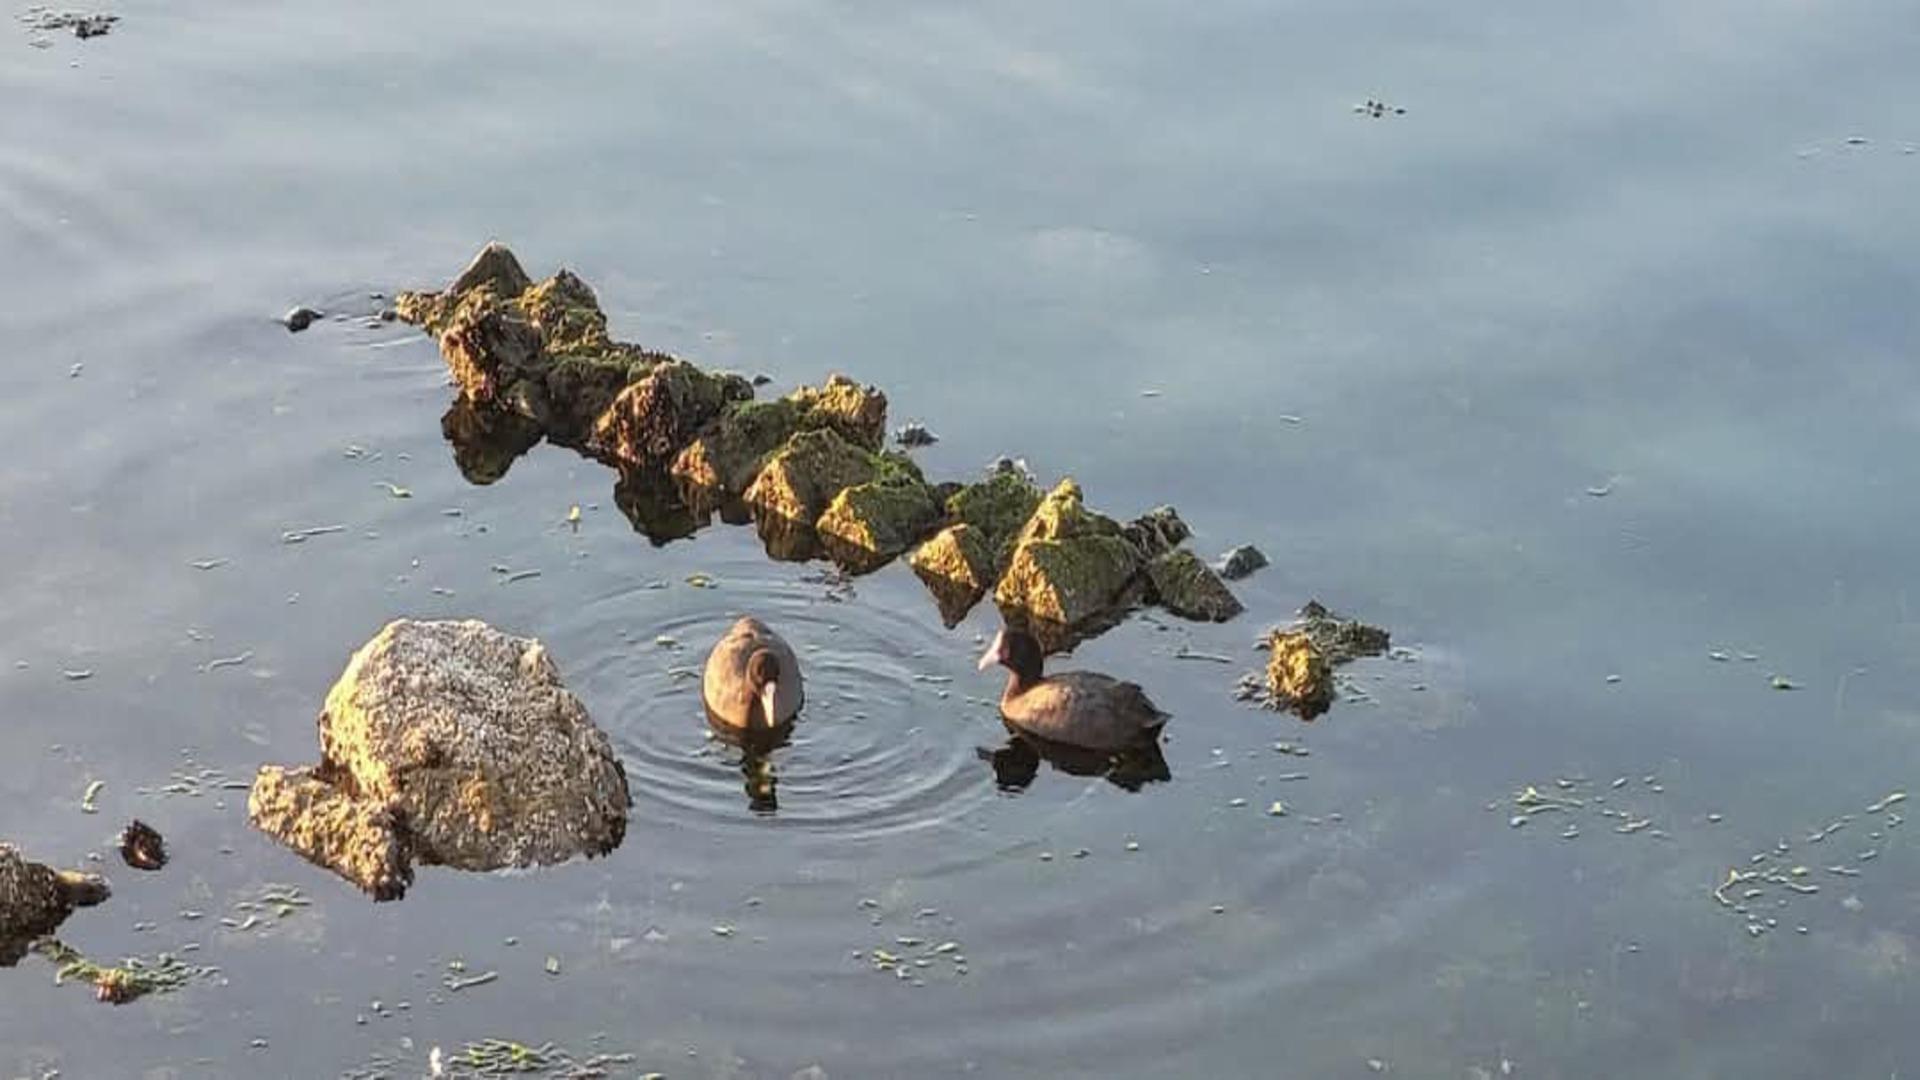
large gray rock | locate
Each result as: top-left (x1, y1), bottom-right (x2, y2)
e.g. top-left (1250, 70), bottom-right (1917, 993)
top-left (249, 619), bottom-right (630, 900)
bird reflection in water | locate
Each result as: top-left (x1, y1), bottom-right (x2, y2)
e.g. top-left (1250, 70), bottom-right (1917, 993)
top-left (706, 708), bottom-right (792, 814)
top-left (977, 723), bottom-right (1171, 793)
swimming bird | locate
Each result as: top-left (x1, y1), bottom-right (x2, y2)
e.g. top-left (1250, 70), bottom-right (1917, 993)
top-left (976, 627), bottom-right (1169, 750)
top-left (703, 617), bottom-right (804, 732)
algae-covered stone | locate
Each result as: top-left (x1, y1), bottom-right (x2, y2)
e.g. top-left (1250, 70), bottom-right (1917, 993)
top-left (671, 375), bottom-right (889, 501)
top-left (993, 479), bottom-right (1143, 634)
top-left (1265, 633), bottom-right (1334, 720)
top-left (1259, 601), bottom-right (1388, 720)
top-left (910, 523), bottom-right (997, 626)
top-left (908, 466), bottom-right (1043, 624)
top-left (1145, 548), bottom-right (1244, 622)
top-left (247, 766), bottom-right (413, 901)
top-left (817, 465), bottom-right (941, 574)
top-left (394, 242), bottom-right (532, 335)
top-left (744, 428), bottom-right (881, 530)
top-left (249, 619), bottom-right (630, 899)
top-left (592, 360), bottom-right (754, 469)
top-left (1, 844), bottom-right (109, 966)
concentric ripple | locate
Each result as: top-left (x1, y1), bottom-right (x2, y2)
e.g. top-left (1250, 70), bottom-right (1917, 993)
top-left (553, 557), bottom-right (1001, 843)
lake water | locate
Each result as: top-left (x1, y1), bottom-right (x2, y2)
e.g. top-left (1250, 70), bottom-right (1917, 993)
top-left (4, 1), bottom-right (1920, 1076)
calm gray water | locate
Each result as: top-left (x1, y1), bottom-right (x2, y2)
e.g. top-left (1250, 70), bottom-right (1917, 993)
top-left (5, 1), bottom-right (1920, 1076)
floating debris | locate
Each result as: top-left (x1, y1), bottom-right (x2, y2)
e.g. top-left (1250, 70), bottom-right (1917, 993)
top-left (189, 558), bottom-right (229, 571)
top-left (1770, 674), bottom-right (1799, 691)
top-left (566, 504), bottom-right (581, 530)
top-left (443, 970), bottom-right (499, 992)
top-left (1867, 791), bottom-right (1906, 814)
top-left (200, 650), bottom-right (253, 673)
top-left (281, 524), bottom-right (346, 544)
top-left (80, 779), bottom-right (104, 814)
top-left (374, 481), bottom-right (413, 499)
top-left (1267, 801), bottom-right (1289, 817)
top-left (35, 939), bottom-right (215, 1004)
top-left (685, 573), bottom-right (718, 589)
top-left (499, 569), bottom-right (542, 584)
top-left (1353, 99), bottom-right (1405, 118)
top-left (119, 820), bottom-right (166, 871)
top-left (61, 668), bottom-right (94, 681)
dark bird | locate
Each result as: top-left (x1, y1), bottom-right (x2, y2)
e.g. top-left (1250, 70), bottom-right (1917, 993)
top-left (976, 627), bottom-right (1169, 750)
top-left (703, 616), bottom-right (804, 733)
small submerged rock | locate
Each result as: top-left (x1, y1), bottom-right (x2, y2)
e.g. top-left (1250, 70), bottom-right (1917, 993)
top-left (1216, 544), bottom-right (1268, 581)
top-left (1, 843), bottom-right (109, 966)
top-left (1259, 600), bottom-right (1389, 719)
top-left (894, 422), bottom-right (939, 448)
top-left (248, 619), bottom-right (630, 900)
top-left (282, 306), bottom-right (323, 333)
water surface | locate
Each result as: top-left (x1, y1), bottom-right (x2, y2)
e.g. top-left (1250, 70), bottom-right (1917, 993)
top-left (4, 1), bottom-right (1920, 1076)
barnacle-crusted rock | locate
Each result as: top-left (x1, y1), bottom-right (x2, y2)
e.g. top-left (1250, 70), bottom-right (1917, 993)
top-left (1261, 601), bottom-right (1389, 719)
top-left (249, 619), bottom-right (630, 900)
top-left (1, 844), bottom-right (109, 966)
top-left (592, 360), bottom-right (754, 469)
top-left (909, 466), bottom-right (1043, 624)
top-left (247, 766), bottom-right (413, 901)
top-left (993, 479), bottom-right (1144, 638)
top-left (1145, 548), bottom-right (1244, 622)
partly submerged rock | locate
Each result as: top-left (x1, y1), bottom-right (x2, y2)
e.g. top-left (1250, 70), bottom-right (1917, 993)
top-left (1122, 506), bottom-right (1191, 560)
top-left (248, 766), bottom-right (413, 901)
top-left (817, 466), bottom-right (941, 574)
top-left (397, 244), bottom-right (671, 444)
top-left (1, 844), bottom-right (109, 967)
top-left (1145, 549), bottom-right (1244, 622)
top-left (1217, 544), bottom-right (1269, 581)
top-left (1261, 601), bottom-right (1389, 719)
top-left (671, 375), bottom-right (889, 504)
top-left (745, 429), bottom-right (883, 535)
top-left (591, 360), bottom-right (753, 469)
top-left (909, 466), bottom-right (1043, 625)
top-left (994, 479), bottom-right (1144, 643)
top-left (249, 619), bottom-right (630, 900)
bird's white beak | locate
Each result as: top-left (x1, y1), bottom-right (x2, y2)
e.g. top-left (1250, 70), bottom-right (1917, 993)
top-left (759, 680), bottom-right (782, 727)
top-left (976, 630), bottom-right (1004, 671)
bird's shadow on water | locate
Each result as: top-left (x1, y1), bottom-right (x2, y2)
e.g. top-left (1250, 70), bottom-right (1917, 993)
top-left (976, 723), bottom-right (1172, 794)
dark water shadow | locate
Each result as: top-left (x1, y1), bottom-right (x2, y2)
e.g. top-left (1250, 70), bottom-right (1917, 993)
top-left (705, 707), bottom-right (796, 815)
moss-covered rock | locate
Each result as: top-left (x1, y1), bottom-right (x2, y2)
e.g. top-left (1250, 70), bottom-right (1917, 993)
top-left (817, 465), bottom-right (941, 574)
top-left (1145, 549), bottom-right (1244, 622)
top-left (993, 479), bottom-right (1144, 636)
top-left (910, 523), bottom-right (998, 626)
top-left (670, 375), bottom-right (889, 504)
top-left (907, 466), bottom-right (1043, 624)
top-left (592, 360), bottom-right (754, 469)
top-left (1260, 601), bottom-right (1388, 719)
top-left (1265, 632), bottom-right (1334, 720)
top-left (249, 620), bottom-right (630, 900)
top-left (1, 844), bottom-right (109, 966)
top-left (745, 428), bottom-right (880, 531)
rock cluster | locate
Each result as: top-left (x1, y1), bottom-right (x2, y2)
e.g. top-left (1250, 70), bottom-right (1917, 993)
top-left (397, 245), bottom-right (1245, 648)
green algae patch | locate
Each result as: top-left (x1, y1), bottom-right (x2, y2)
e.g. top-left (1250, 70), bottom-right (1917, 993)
top-left (35, 938), bottom-right (216, 1004)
